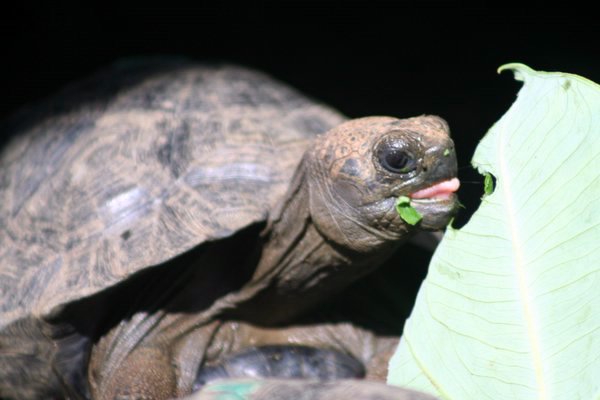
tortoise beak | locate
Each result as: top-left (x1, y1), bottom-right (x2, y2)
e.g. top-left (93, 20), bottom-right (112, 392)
top-left (409, 144), bottom-right (460, 230)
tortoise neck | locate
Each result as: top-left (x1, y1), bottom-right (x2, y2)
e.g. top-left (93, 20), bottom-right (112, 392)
top-left (235, 159), bottom-right (397, 325)
top-left (252, 158), bottom-right (329, 283)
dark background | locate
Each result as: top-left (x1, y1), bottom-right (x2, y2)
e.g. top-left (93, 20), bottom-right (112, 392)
top-left (3, 1), bottom-right (599, 220)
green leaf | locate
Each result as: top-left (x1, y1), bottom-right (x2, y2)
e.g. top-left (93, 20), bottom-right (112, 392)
top-left (483, 173), bottom-right (494, 196)
top-left (388, 64), bottom-right (600, 399)
top-left (396, 196), bottom-right (423, 225)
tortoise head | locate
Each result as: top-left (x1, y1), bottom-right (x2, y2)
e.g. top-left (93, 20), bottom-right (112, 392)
top-left (306, 115), bottom-right (459, 253)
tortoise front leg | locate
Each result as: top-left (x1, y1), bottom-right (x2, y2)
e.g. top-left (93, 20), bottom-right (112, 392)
top-left (89, 317), bottom-right (398, 399)
top-left (89, 345), bottom-right (177, 400)
top-left (88, 315), bottom-right (219, 400)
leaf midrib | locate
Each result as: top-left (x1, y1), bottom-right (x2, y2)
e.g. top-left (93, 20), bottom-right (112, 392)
top-left (499, 103), bottom-right (548, 399)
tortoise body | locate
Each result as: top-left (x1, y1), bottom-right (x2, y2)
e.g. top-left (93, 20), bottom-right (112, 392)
top-left (0, 60), bottom-right (457, 399)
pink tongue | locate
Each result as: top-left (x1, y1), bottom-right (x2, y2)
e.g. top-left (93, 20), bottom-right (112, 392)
top-left (411, 178), bottom-right (460, 199)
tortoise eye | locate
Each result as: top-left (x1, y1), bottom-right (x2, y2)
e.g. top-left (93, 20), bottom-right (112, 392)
top-left (378, 146), bottom-right (417, 174)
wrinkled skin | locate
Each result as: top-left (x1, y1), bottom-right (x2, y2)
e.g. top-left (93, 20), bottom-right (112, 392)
top-left (89, 116), bottom-right (457, 399)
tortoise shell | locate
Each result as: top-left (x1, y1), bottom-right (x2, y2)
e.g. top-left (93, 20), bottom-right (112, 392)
top-left (0, 59), bottom-right (344, 327)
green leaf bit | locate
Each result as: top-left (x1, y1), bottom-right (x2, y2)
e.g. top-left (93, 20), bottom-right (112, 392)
top-left (483, 172), bottom-right (494, 196)
top-left (395, 196), bottom-right (422, 225)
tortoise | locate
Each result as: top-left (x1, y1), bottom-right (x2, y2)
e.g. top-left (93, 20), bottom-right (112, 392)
top-left (0, 59), bottom-right (459, 399)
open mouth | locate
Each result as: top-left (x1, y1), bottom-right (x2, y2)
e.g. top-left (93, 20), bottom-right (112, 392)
top-left (410, 177), bottom-right (460, 201)
top-left (406, 177), bottom-right (460, 230)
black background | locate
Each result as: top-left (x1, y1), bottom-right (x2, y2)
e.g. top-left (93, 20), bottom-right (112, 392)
top-left (3, 1), bottom-right (599, 220)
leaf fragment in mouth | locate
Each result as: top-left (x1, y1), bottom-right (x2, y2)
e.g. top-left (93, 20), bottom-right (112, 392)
top-left (395, 196), bottom-right (423, 225)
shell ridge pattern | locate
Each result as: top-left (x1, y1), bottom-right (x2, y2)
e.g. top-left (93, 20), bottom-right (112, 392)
top-left (0, 62), bottom-right (346, 325)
